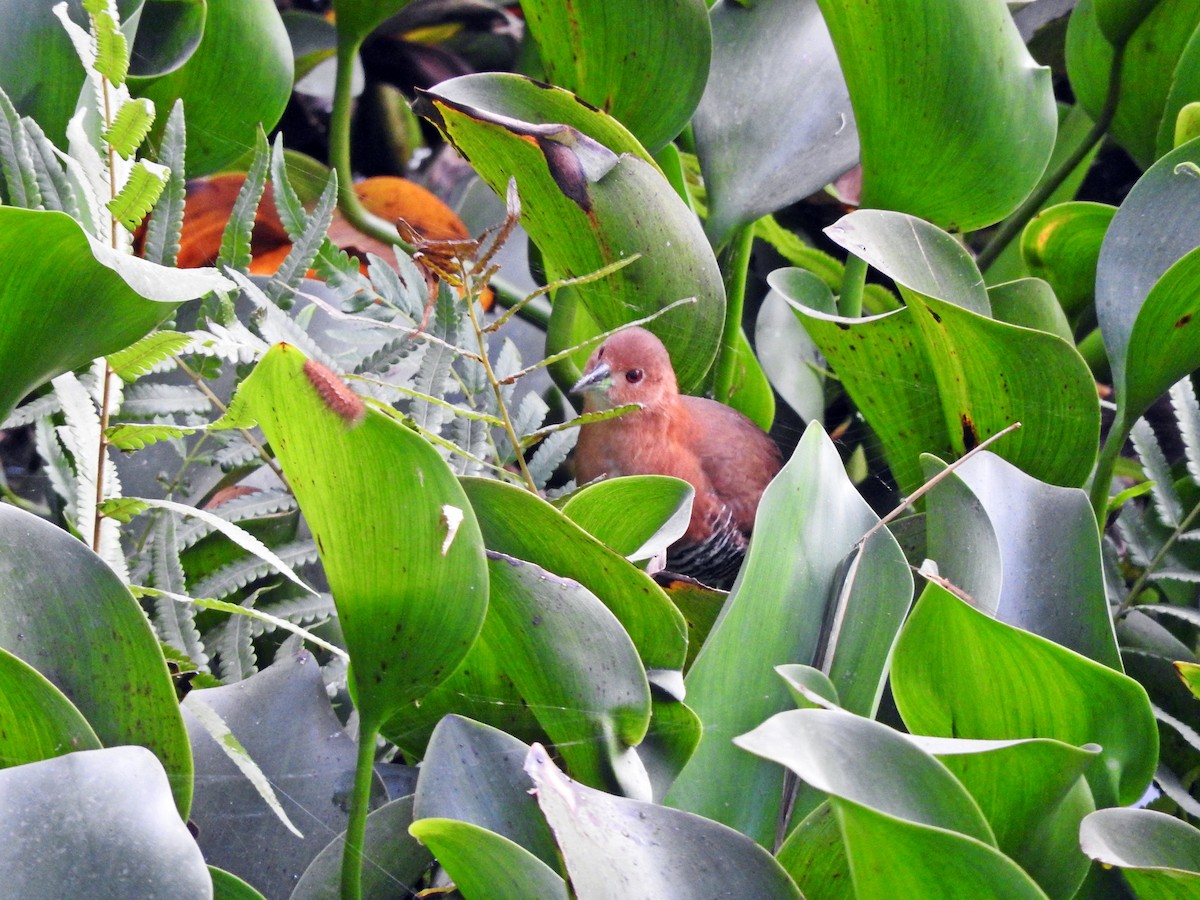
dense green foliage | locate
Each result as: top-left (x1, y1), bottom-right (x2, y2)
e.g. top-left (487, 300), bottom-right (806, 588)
top-left (2, 0), bottom-right (1200, 897)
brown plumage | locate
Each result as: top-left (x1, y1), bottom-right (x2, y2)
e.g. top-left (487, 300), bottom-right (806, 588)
top-left (571, 327), bottom-right (783, 588)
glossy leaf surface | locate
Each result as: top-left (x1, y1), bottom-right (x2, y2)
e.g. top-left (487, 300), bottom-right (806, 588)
top-left (694, 0), bottom-right (857, 245)
top-left (0, 747), bottom-right (210, 899)
top-left (0, 646), bottom-right (101, 769)
top-left (0, 208), bottom-right (231, 423)
top-left (817, 0), bottom-right (1056, 230)
top-left (1021, 202), bottom-right (1116, 318)
top-left (1096, 136), bottom-right (1200, 426)
top-left (891, 583), bottom-right (1157, 808)
top-left (408, 819), bottom-right (568, 900)
top-left (526, 744), bottom-right (802, 899)
top-left (237, 344), bottom-right (489, 731)
top-left (666, 422), bottom-right (912, 845)
top-left (0, 504), bottom-right (192, 815)
top-left (1080, 808), bottom-right (1200, 898)
top-left (416, 74), bottom-right (724, 392)
top-left (522, 0), bottom-right (710, 152)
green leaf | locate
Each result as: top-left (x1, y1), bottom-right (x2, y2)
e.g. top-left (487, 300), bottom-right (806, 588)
top-left (817, 0), bottom-right (1056, 230)
top-left (925, 451), bottom-right (1121, 668)
top-left (666, 422), bottom-right (913, 845)
top-left (414, 715), bottom-right (560, 869)
top-left (460, 477), bottom-right (687, 672)
top-left (1066, 0), bottom-right (1200, 167)
top-left (408, 819), bottom-right (569, 900)
top-left (0, 747), bottom-right (211, 898)
top-left (265, 169), bottom-right (337, 308)
top-left (143, 99), bottom-right (187, 266)
top-left (0, 645), bottom-right (101, 769)
top-left (218, 126), bottom-right (270, 272)
top-left (891, 582), bottom-right (1158, 808)
top-left (1097, 136), bottom-right (1200, 429)
top-left (129, 0), bottom-right (206, 79)
top-left (237, 344), bottom-right (489, 731)
top-left (293, 796), bottom-right (433, 900)
top-left (1021, 202), bottom-right (1116, 318)
top-left (485, 553), bottom-right (652, 798)
top-left (526, 744), bottom-right (803, 899)
top-left (89, 3), bottom-right (130, 85)
top-left (0, 504), bottom-right (193, 816)
top-left (1080, 808), bottom-right (1200, 898)
top-left (416, 74), bottom-right (724, 393)
top-left (758, 268), bottom-right (833, 425)
top-left (107, 329), bottom-right (192, 381)
top-left (987, 278), bottom-right (1074, 345)
top-left (694, 0), bottom-right (858, 246)
top-left (522, 0), bottom-right (710, 153)
top-left (185, 650), bottom-right (390, 897)
top-left (209, 866), bottom-right (266, 900)
top-left (736, 709), bottom-right (1050, 900)
top-left (133, 0), bottom-right (292, 176)
top-left (107, 159), bottom-right (169, 230)
top-left (559, 475), bottom-right (693, 561)
top-left (103, 96), bottom-right (155, 159)
top-left (784, 210), bottom-right (1100, 493)
top-left (0, 207), bottom-right (232, 423)
top-left (106, 422), bottom-right (194, 451)
top-left (331, 0), bottom-right (413, 49)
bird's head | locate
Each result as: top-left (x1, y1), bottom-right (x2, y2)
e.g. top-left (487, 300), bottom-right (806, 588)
top-left (570, 326), bottom-right (680, 411)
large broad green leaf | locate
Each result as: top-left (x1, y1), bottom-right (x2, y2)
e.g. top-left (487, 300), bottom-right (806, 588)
top-left (0, 504), bottom-right (193, 815)
top-left (408, 819), bottom-right (568, 900)
top-left (784, 210), bottom-right (1100, 494)
top-left (666, 422), bottom-right (913, 846)
top-left (1097, 136), bottom-right (1200, 427)
top-left (330, 0), bottom-right (412, 49)
top-left (184, 650), bottom-right (378, 899)
top-left (521, 0), bottom-right (709, 153)
top-left (128, 0), bottom-right (207, 79)
top-left (0, 207), bottom-right (232, 424)
top-left (558, 474), bottom-right (692, 562)
top-left (693, 0), bottom-right (858, 247)
top-left (134, 0), bottom-right (292, 175)
top-left (908, 735), bottom-right (1099, 900)
top-left (459, 477), bottom-right (686, 672)
top-left (413, 715), bottom-right (559, 869)
top-left (415, 74), bottom-right (724, 393)
top-left (926, 452), bottom-right (1121, 668)
top-left (988, 278), bottom-right (1074, 344)
top-left (1021, 201), bottom-right (1116, 318)
top-left (0, 645), bottom-right (101, 769)
top-left (816, 0), bottom-right (1056, 230)
top-left (1080, 808), bottom-right (1200, 899)
top-left (291, 796), bottom-right (433, 900)
top-left (237, 344), bottom-right (489, 733)
top-left (1066, 0), bottom-right (1200, 168)
top-left (485, 552), bottom-right (653, 798)
top-left (737, 709), bottom-right (1048, 900)
top-left (525, 743), bottom-right (802, 899)
top-left (0, 747), bottom-right (210, 899)
top-left (891, 582), bottom-right (1158, 808)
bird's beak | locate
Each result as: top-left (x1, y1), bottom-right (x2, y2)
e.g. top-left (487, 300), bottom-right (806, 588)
top-left (570, 362), bottom-right (612, 395)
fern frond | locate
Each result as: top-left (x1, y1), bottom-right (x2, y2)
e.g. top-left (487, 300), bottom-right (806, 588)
top-left (188, 320), bottom-right (270, 364)
top-left (149, 515), bottom-right (209, 669)
top-left (2, 392), bottom-right (62, 429)
top-left (1170, 378), bottom-right (1200, 489)
top-left (106, 422), bottom-right (194, 451)
top-left (173, 490), bottom-right (298, 552)
top-left (21, 116), bottom-right (80, 217)
top-left (211, 599), bottom-right (258, 682)
top-left (266, 170), bottom-right (337, 308)
top-left (0, 85), bottom-right (42, 209)
top-left (528, 427), bottom-right (577, 489)
top-left (1131, 417), bottom-right (1183, 528)
top-left (190, 538), bottom-right (320, 601)
top-left (117, 382), bottom-right (211, 418)
top-left (107, 158), bottom-right (168, 229)
top-left (103, 96), bottom-right (154, 159)
top-left (143, 100), bottom-right (186, 266)
top-left (368, 252), bottom-right (424, 320)
top-left (108, 330), bottom-right (191, 381)
top-left (268, 132), bottom-right (307, 236)
top-left (217, 127), bottom-right (270, 272)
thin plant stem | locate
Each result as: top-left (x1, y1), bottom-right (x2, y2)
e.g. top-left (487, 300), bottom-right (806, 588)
top-left (329, 35), bottom-right (413, 254)
top-left (975, 44), bottom-right (1127, 272)
top-left (713, 223), bottom-right (754, 402)
top-left (340, 716), bottom-right (379, 900)
top-left (838, 252), bottom-right (867, 318)
top-left (92, 362), bottom-right (114, 552)
top-left (1089, 411), bottom-right (1130, 524)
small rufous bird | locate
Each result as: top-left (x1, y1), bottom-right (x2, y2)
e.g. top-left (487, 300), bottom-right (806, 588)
top-left (571, 327), bottom-right (783, 588)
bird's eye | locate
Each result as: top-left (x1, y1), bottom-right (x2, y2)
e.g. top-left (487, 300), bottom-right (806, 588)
top-left (626, 368), bottom-right (644, 384)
